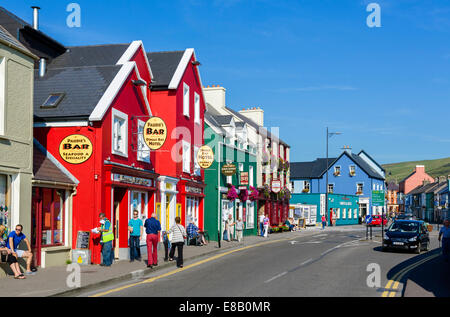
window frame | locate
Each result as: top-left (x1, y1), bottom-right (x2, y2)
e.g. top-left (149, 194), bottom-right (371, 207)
top-left (182, 140), bottom-right (191, 174)
top-left (183, 83), bottom-right (190, 118)
top-left (137, 119), bottom-right (150, 163)
top-left (0, 57), bottom-right (5, 136)
top-left (193, 145), bottom-right (201, 176)
top-left (194, 92), bottom-right (200, 124)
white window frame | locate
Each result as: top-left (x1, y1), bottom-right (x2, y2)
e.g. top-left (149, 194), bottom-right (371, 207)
top-left (137, 119), bottom-right (150, 163)
top-left (357, 183), bottom-right (363, 193)
top-left (111, 108), bottom-right (128, 157)
top-left (348, 208), bottom-right (352, 219)
top-left (0, 57), bottom-right (5, 136)
top-left (183, 83), bottom-right (190, 118)
top-left (343, 208), bottom-right (346, 219)
top-left (249, 165), bottom-right (254, 187)
top-left (246, 201), bottom-right (254, 229)
top-left (182, 140), bottom-right (191, 174)
top-left (328, 183), bottom-right (334, 194)
top-left (194, 92), bottom-right (200, 124)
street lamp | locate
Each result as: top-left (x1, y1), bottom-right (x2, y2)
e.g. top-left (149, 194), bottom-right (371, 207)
top-left (326, 127), bottom-right (342, 226)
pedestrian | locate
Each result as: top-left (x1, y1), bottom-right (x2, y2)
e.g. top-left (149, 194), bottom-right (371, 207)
top-left (162, 230), bottom-right (170, 262)
top-left (167, 217), bottom-right (187, 268)
top-left (321, 215), bottom-right (327, 230)
top-left (128, 210), bottom-right (143, 262)
top-left (235, 217), bottom-right (244, 242)
top-left (259, 212), bottom-right (265, 237)
top-left (6, 224), bottom-right (37, 275)
top-left (438, 219), bottom-right (450, 263)
top-left (97, 213), bottom-right (114, 267)
top-left (144, 212), bottom-right (161, 268)
top-left (0, 225), bottom-right (25, 279)
top-left (263, 215), bottom-right (270, 237)
top-left (225, 214), bottom-right (234, 241)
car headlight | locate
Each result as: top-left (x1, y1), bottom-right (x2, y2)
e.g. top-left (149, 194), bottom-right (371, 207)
top-left (383, 234), bottom-right (390, 240)
top-left (408, 237), bottom-right (417, 242)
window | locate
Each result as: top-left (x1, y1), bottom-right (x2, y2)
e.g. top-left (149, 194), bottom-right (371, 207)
top-left (336, 208), bottom-right (341, 219)
top-left (348, 208), bottom-right (352, 219)
top-left (137, 120), bottom-right (150, 163)
top-left (112, 109), bottom-right (128, 157)
top-left (41, 93), bottom-right (65, 109)
top-left (186, 197), bottom-right (199, 225)
top-left (246, 201), bottom-right (254, 229)
top-left (39, 188), bottom-right (65, 246)
top-left (303, 181), bottom-right (310, 193)
top-left (357, 183), bottom-right (363, 194)
top-left (249, 165), bottom-right (254, 187)
top-left (343, 208), bottom-right (346, 219)
top-left (194, 92), bottom-right (200, 124)
top-left (0, 174), bottom-right (11, 228)
top-left (183, 83), bottom-right (190, 117)
top-left (0, 57), bottom-right (5, 135)
top-left (328, 183), bottom-right (334, 193)
top-left (239, 163), bottom-right (244, 172)
top-left (334, 166), bottom-right (341, 176)
top-left (354, 209), bottom-right (358, 219)
top-left (194, 146), bottom-right (201, 176)
top-left (182, 141), bottom-right (191, 173)
top-left (350, 165), bottom-right (356, 176)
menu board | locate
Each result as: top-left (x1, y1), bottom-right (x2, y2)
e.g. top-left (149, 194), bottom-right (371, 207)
top-left (76, 231), bottom-right (91, 249)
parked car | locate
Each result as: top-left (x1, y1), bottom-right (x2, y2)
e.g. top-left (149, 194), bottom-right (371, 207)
top-left (382, 220), bottom-right (430, 254)
top-left (395, 213), bottom-right (415, 220)
top-left (369, 215), bottom-right (388, 226)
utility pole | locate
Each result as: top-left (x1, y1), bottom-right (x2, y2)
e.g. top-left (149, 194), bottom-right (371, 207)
top-left (325, 127), bottom-right (342, 226)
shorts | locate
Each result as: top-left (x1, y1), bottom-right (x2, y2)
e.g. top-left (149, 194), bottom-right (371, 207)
top-left (1, 253), bottom-right (18, 264)
top-left (14, 249), bottom-right (26, 257)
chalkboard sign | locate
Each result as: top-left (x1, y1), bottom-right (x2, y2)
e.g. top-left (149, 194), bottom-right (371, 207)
top-left (76, 231), bottom-right (91, 249)
top-left (298, 218), bottom-right (305, 228)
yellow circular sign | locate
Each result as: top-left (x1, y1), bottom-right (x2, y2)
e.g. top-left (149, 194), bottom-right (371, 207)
top-left (197, 145), bottom-right (214, 169)
top-left (143, 117), bottom-right (167, 150)
top-left (59, 134), bottom-right (93, 164)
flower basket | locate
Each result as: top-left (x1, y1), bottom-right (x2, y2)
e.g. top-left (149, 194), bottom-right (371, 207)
top-left (333, 171), bottom-right (340, 176)
top-left (262, 184), bottom-right (271, 199)
top-left (356, 191), bottom-right (363, 195)
top-left (239, 188), bottom-right (248, 202)
top-left (278, 157), bottom-right (285, 171)
top-left (284, 161), bottom-right (290, 172)
top-left (249, 186), bottom-right (259, 201)
top-left (302, 188), bottom-right (310, 193)
top-left (349, 171), bottom-right (356, 177)
top-left (227, 185), bottom-right (238, 201)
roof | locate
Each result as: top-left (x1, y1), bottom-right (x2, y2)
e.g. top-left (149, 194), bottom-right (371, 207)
top-left (34, 64), bottom-right (121, 121)
top-left (408, 182), bottom-right (436, 195)
top-left (290, 151), bottom-right (385, 180)
top-left (225, 106), bottom-right (290, 147)
top-left (387, 181), bottom-right (399, 191)
top-left (204, 111), bottom-right (226, 135)
top-left (147, 51), bottom-right (185, 89)
top-left (33, 139), bottom-right (77, 185)
top-left (358, 150), bottom-right (386, 173)
top-left (0, 24), bottom-right (35, 58)
top-left (213, 115), bottom-right (234, 126)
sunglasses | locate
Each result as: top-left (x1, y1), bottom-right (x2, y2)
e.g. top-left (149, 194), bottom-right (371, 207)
top-left (15, 228), bottom-right (22, 232)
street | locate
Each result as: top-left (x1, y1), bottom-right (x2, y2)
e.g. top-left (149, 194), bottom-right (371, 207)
top-left (78, 226), bottom-right (449, 297)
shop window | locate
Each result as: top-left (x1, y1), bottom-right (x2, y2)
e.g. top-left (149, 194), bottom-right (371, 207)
top-left (0, 174), bottom-right (11, 228)
top-left (246, 201), bottom-right (254, 229)
top-left (40, 188), bottom-right (65, 246)
top-left (183, 83), bottom-right (190, 118)
top-left (354, 209), bottom-right (357, 219)
top-left (343, 208), bottom-right (346, 219)
top-left (137, 119), bottom-right (150, 163)
top-left (186, 197), bottom-right (199, 225)
top-left (112, 108), bottom-right (128, 157)
top-left (336, 208), bottom-right (341, 219)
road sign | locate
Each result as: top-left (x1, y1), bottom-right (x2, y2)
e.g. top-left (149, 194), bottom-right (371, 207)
top-left (365, 215), bottom-right (373, 224)
top-left (372, 190), bottom-right (385, 206)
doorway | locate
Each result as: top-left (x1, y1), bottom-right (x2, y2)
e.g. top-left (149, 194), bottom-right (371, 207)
top-left (113, 188), bottom-right (126, 260)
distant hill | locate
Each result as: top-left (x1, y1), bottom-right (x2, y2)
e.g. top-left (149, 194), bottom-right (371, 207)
top-left (382, 157), bottom-right (450, 183)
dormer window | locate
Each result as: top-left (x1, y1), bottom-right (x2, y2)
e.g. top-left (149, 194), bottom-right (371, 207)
top-left (41, 93), bottom-right (65, 109)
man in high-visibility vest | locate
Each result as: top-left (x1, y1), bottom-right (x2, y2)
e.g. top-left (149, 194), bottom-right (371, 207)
top-left (97, 212), bottom-right (114, 267)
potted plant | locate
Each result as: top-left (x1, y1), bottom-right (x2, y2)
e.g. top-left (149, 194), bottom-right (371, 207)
top-left (249, 186), bottom-right (259, 201)
top-left (227, 185), bottom-right (238, 201)
top-left (302, 188), bottom-right (310, 193)
top-left (349, 170), bottom-right (356, 177)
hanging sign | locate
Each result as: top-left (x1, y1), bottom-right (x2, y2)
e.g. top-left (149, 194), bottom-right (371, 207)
top-left (59, 134), bottom-right (93, 164)
top-left (143, 116), bottom-right (167, 150)
top-left (197, 145), bottom-right (214, 169)
top-left (221, 164), bottom-right (236, 176)
top-left (240, 172), bottom-right (249, 185)
top-left (271, 180), bottom-right (281, 193)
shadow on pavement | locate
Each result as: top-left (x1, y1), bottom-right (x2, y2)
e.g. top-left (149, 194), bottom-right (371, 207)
top-left (382, 247), bottom-right (450, 297)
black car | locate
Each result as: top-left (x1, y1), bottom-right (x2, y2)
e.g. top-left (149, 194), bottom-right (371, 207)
top-left (382, 220), bottom-right (429, 254)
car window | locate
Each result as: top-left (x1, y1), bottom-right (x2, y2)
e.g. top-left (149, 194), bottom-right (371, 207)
top-left (388, 222), bottom-right (419, 233)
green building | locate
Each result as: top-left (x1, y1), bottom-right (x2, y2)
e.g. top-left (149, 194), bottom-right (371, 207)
top-left (203, 112), bottom-right (258, 241)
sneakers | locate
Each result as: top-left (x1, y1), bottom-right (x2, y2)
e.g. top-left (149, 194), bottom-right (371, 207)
top-left (25, 271), bottom-right (36, 276)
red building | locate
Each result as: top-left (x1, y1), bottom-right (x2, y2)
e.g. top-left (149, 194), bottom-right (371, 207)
top-left (147, 49), bottom-right (206, 232)
top-left (34, 41), bottom-right (158, 263)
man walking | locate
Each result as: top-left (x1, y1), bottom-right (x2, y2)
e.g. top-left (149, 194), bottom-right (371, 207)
top-left (259, 212), bottom-right (265, 237)
top-left (263, 215), bottom-right (270, 238)
top-left (97, 213), bottom-right (114, 267)
top-left (128, 210), bottom-right (143, 262)
top-left (235, 217), bottom-right (244, 242)
top-left (438, 219), bottom-right (450, 262)
top-left (144, 212), bottom-right (161, 268)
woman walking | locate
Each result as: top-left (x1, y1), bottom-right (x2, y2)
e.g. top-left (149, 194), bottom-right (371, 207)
top-left (167, 217), bottom-right (187, 268)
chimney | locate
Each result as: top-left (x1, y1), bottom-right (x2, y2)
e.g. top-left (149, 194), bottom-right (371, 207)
top-left (31, 6), bottom-right (40, 30)
top-left (439, 176), bottom-right (446, 183)
top-left (239, 107), bottom-right (264, 126)
top-left (203, 85), bottom-right (226, 110)
top-left (39, 58), bottom-right (47, 77)
top-left (415, 165), bottom-right (425, 173)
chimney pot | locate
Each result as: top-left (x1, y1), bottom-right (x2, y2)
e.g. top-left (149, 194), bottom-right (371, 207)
top-left (31, 6), bottom-right (40, 30)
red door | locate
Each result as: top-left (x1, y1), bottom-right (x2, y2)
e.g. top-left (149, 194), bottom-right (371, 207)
top-left (31, 188), bottom-right (42, 267)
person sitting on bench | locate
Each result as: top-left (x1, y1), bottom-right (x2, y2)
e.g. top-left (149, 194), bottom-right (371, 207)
top-left (186, 218), bottom-right (206, 246)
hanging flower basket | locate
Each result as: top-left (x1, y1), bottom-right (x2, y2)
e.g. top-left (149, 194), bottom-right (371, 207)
top-left (349, 171), bottom-right (356, 177)
top-left (278, 157), bottom-right (285, 171)
top-left (239, 188), bottom-right (249, 202)
top-left (284, 161), bottom-right (290, 172)
top-left (302, 188), bottom-right (310, 193)
top-left (333, 171), bottom-right (340, 176)
top-left (227, 185), bottom-right (238, 201)
top-left (249, 186), bottom-right (259, 201)
top-left (262, 151), bottom-right (270, 166)
top-left (262, 184), bottom-right (271, 199)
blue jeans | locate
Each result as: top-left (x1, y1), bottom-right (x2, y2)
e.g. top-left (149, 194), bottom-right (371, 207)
top-left (101, 241), bottom-right (113, 266)
top-left (129, 236), bottom-right (140, 261)
top-left (322, 221), bottom-right (326, 229)
top-left (260, 223), bottom-right (264, 236)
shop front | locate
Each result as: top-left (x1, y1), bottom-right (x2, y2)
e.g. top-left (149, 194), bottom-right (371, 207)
top-left (178, 180), bottom-right (205, 228)
top-left (103, 164), bottom-right (158, 261)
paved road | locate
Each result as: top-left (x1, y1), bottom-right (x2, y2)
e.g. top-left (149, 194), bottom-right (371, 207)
top-left (79, 226), bottom-right (447, 297)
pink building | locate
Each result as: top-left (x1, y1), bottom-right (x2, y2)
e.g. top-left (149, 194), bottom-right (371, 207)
top-left (399, 165), bottom-right (434, 195)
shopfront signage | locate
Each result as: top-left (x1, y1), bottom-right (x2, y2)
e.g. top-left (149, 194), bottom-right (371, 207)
top-left (143, 116), bottom-right (167, 150)
top-left (197, 145), bottom-right (214, 169)
top-left (240, 172), bottom-right (249, 185)
top-left (59, 134), bottom-right (93, 164)
top-left (112, 173), bottom-right (153, 187)
top-left (271, 180), bottom-right (281, 193)
top-left (221, 164), bottom-right (236, 176)
top-left (186, 186), bottom-right (203, 194)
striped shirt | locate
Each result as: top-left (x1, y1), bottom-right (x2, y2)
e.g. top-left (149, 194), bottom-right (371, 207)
top-left (168, 224), bottom-right (186, 243)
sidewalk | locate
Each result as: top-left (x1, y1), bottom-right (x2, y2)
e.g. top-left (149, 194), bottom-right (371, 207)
top-left (0, 225), bottom-right (360, 297)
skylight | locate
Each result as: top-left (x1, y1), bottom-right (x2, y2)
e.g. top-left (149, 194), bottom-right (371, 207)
top-left (41, 93), bottom-right (64, 108)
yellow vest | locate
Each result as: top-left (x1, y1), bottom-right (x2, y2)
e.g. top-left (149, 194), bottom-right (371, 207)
top-left (101, 219), bottom-right (114, 243)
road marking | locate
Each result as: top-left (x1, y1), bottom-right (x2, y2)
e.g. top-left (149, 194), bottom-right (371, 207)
top-left (300, 258), bottom-right (313, 266)
top-left (381, 253), bottom-right (440, 297)
top-left (264, 271), bottom-right (287, 283)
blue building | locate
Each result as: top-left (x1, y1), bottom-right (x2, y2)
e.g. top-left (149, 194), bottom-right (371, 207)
top-left (290, 149), bottom-right (386, 222)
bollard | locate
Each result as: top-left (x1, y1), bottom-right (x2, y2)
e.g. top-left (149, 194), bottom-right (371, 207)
top-left (218, 232), bottom-right (221, 248)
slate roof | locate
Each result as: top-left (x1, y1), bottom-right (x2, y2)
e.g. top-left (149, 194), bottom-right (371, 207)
top-left (204, 111), bottom-right (226, 135)
top-left (33, 140), bottom-right (77, 185)
top-left (387, 181), bottom-right (399, 191)
top-left (0, 24), bottom-right (32, 56)
top-left (408, 182), bottom-right (436, 195)
top-left (213, 115), bottom-right (234, 126)
top-left (147, 51), bottom-right (184, 89)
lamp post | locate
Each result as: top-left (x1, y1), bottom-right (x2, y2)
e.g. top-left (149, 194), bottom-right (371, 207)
top-left (326, 127), bottom-right (342, 226)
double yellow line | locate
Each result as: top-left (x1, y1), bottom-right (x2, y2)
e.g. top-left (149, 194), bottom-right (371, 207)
top-left (381, 252), bottom-right (440, 297)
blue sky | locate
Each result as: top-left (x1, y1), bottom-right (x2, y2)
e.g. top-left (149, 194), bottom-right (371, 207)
top-left (5, 0), bottom-right (450, 164)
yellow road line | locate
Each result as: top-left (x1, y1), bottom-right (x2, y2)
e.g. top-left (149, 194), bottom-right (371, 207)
top-left (91, 237), bottom-right (292, 297)
top-left (381, 253), bottom-right (440, 297)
